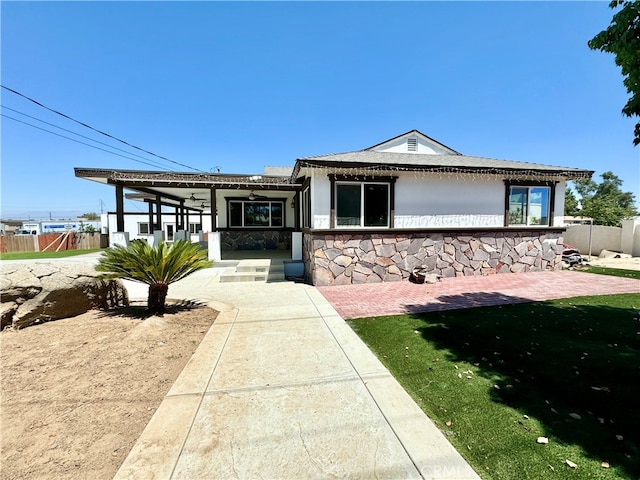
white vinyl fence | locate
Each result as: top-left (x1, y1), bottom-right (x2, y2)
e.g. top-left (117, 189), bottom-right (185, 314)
top-left (564, 218), bottom-right (640, 256)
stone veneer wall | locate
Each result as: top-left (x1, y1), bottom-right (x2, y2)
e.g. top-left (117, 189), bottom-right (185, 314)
top-left (303, 231), bottom-right (564, 286)
top-left (221, 231), bottom-right (291, 251)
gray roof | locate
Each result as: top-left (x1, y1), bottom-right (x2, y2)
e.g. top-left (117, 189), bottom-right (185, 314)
top-left (293, 150), bottom-right (593, 180)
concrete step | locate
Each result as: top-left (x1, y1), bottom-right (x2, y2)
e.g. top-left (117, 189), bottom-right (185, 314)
top-left (217, 259), bottom-right (286, 283)
top-left (235, 259), bottom-right (283, 272)
top-left (267, 271), bottom-right (286, 282)
top-left (219, 272), bottom-right (268, 283)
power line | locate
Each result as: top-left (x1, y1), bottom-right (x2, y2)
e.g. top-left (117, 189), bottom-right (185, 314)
top-left (1, 114), bottom-right (172, 171)
top-left (1, 84), bottom-right (205, 173)
top-left (2, 105), bottom-right (171, 170)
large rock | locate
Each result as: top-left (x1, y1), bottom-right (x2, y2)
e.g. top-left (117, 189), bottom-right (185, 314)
top-left (1, 262), bottom-right (128, 329)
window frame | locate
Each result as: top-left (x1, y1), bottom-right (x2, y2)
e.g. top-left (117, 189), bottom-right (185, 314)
top-left (226, 198), bottom-right (286, 228)
top-left (138, 222), bottom-right (150, 235)
top-left (329, 175), bottom-right (396, 229)
top-left (504, 180), bottom-right (556, 227)
top-left (302, 186), bottom-right (311, 229)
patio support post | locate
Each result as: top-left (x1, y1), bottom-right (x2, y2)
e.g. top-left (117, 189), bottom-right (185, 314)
top-left (148, 201), bottom-right (154, 233)
top-left (389, 177), bottom-right (397, 228)
top-left (210, 188), bottom-right (217, 231)
top-left (294, 191), bottom-right (300, 230)
top-left (115, 184), bottom-right (125, 232)
top-left (155, 195), bottom-right (162, 232)
top-left (329, 176), bottom-right (336, 228)
top-left (179, 201), bottom-right (185, 230)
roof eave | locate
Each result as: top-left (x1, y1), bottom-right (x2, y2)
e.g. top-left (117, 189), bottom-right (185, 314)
top-left (75, 167), bottom-right (296, 189)
top-left (292, 160), bottom-right (593, 180)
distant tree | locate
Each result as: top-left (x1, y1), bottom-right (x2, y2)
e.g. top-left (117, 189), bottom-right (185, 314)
top-left (83, 224), bottom-right (97, 234)
top-left (81, 212), bottom-right (99, 220)
top-left (570, 171), bottom-right (638, 226)
top-left (564, 187), bottom-right (580, 216)
top-left (588, 0), bottom-right (640, 146)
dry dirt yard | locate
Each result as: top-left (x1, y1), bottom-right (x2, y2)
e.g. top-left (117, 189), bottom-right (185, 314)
top-left (1, 303), bottom-right (216, 480)
top-left (585, 255), bottom-right (640, 271)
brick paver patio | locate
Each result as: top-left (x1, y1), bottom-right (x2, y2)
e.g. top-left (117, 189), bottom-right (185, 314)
top-left (317, 270), bottom-right (639, 319)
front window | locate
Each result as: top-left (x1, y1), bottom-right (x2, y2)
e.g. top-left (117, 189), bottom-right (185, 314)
top-left (336, 182), bottom-right (389, 227)
top-left (508, 186), bottom-right (550, 226)
top-left (188, 223), bottom-right (201, 234)
top-left (138, 223), bottom-right (150, 234)
top-left (228, 200), bottom-right (284, 228)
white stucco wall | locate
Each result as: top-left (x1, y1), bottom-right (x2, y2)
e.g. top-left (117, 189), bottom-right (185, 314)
top-left (310, 172), bottom-right (506, 228)
top-left (394, 176), bottom-right (504, 227)
top-left (311, 175), bottom-right (331, 229)
top-left (308, 171), bottom-right (568, 229)
top-left (553, 182), bottom-right (566, 227)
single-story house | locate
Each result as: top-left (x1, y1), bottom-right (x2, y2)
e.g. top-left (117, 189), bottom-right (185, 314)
top-left (75, 130), bottom-right (593, 285)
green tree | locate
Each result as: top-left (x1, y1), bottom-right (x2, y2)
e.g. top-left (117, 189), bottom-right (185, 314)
top-left (570, 171), bottom-right (638, 226)
top-left (81, 212), bottom-right (99, 220)
top-left (564, 187), bottom-right (580, 216)
top-left (96, 240), bottom-right (212, 314)
top-left (588, 0), bottom-right (640, 146)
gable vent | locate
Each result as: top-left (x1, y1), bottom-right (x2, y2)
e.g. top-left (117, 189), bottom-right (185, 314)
top-left (407, 138), bottom-right (417, 152)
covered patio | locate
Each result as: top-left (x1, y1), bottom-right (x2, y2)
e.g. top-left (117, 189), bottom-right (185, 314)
top-left (74, 167), bottom-right (302, 262)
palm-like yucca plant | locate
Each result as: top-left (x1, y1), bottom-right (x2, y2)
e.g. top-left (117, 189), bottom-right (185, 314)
top-left (96, 239), bottom-right (212, 314)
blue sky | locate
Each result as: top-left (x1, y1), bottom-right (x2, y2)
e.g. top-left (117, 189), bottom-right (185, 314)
top-left (1, 1), bottom-right (638, 219)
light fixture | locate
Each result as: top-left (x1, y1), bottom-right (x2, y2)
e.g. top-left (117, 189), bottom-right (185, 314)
top-left (290, 198), bottom-right (295, 208)
top-left (248, 191), bottom-right (256, 201)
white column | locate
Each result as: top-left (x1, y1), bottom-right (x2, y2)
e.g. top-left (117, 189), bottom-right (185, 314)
top-left (292, 232), bottom-right (302, 260)
top-left (621, 218), bottom-right (640, 256)
top-left (208, 231), bottom-right (221, 262)
top-left (153, 230), bottom-right (164, 246)
top-left (174, 230), bottom-right (188, 241)
top-left (110, 232), bottom-right (130, 248)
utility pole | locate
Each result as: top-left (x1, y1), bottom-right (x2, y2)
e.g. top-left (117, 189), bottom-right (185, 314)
top-left (99, 199), bottom-right (105, 214)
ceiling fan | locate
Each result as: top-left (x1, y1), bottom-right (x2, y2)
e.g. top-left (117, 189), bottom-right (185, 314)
top-left (189, 193), bottom-right (207, 202)
top-left (247, 190), bottom-right (267, 201)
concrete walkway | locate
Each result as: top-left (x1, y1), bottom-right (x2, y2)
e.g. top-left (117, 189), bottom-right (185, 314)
top-left (6, 254), bottom-right (637, 478)
top-left (115, 271), bottom-right (481, 480)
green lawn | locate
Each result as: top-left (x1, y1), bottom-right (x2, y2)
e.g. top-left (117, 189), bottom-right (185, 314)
top-left (0, 248), bottom-right (103, 261)
top-left (348, 293), bottom-right (640, 479)
top-left (577, 265), bottom-right (640, 280)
